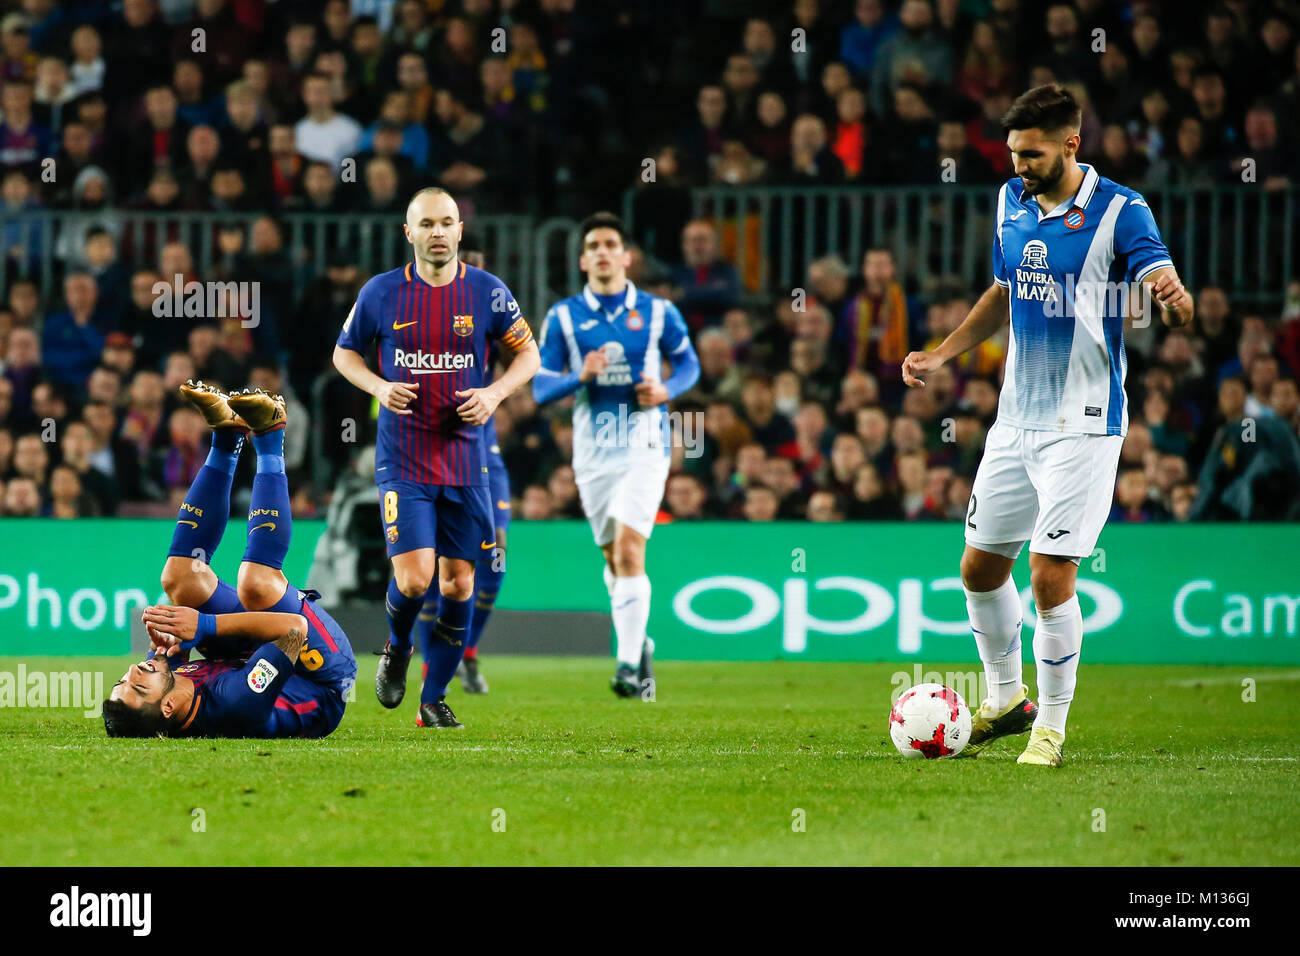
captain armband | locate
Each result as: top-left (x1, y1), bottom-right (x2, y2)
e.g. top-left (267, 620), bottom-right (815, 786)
top-left (501, 317), bottom-right (535, 353)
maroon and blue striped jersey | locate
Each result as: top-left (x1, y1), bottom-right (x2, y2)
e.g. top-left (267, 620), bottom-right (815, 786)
top-left (337, 260), bottom-right (534, 486)
top-left (170, 649), bottom-right (329, 738)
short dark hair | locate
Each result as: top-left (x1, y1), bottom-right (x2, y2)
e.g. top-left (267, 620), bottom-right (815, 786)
top-left (579, 211), bottom-right (626, 244)
top-left (102, 697), bottom-right (174, 738)
top-left (1001, 83), bottom-right (1082, 134)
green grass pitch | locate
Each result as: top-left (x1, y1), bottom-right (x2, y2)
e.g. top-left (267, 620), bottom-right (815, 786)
top-left (2, 655), bottom-right (1297, 866)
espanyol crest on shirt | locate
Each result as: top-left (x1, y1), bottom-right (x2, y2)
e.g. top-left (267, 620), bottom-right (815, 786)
top-left (626, 309), bottom-right (643, 331)
top-left (1065, 208), bottom-right (1085, 229)
top-left (1020, 239), bottom-right (1050, 269)
top-left (453, 314), bottom-right (474, 336)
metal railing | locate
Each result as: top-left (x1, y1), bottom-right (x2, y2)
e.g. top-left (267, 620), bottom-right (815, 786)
top-left (623, 183), bottom-right (1297, 304)
top-left (0, 210), bottom-right (547, 320)
top-left (4, 185), bottom-right (1294, 335)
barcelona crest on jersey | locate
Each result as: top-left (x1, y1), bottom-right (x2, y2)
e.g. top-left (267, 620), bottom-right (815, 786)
top-left (453, 314), bottom-right (474, 336)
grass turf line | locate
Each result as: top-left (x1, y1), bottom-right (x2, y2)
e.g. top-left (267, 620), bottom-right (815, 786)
top-left (1, 656), bottom-right (1296, 866)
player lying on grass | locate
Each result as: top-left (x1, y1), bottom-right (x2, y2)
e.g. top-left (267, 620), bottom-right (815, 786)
top-left (102, 383), bottom-right (357, 739)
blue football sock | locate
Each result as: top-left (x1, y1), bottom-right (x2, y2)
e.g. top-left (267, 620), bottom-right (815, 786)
top-left (167, 437), bottom-right (240, 562)
top-left (385, 577), bottom-right (423, 655)
top-left (415, 585), bottom-right (438, 662)
top-left (421, 592), bottom-right (473, 702)
top-left (251, 429), bottom-right (285, 473)
top-left (196, 580), bottom-right (244, 615)
top-left (243, 472), bottom-right (292, 570)
top-left (467, 558), bottom-right (504, 650)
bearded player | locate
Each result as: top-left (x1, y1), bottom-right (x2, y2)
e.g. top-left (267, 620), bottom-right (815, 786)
top-left (902, 85), bottom-right (1193, 766)
top-left (102, 383), bottom-right (357, 739)
top-left (333, 187), bottom-right (539, 729)
top-left (533, 212), bottom-right (700, 697)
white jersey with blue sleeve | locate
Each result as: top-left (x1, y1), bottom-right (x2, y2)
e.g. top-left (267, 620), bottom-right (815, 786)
top-left (992, 164), bottom-right (1173, 437)
top-left (534, 281), bottom-right (698, 479)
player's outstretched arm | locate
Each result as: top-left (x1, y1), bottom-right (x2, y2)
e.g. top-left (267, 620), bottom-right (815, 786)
top-left (902, 282), bottom-right (1008, 388)
top-left (1142, 266), bottom-right (1194, 328)
top-left (141, 605), bottom-right (308, 664)
top-left (332, 345), bottom-right (420, 415)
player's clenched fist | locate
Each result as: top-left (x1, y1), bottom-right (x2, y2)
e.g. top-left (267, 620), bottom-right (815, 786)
top-left (578, 348), bottom-right (609, 382)
top-left (1151, 273), bottom-right (1193, 325)
top-left (901, 350), bottom-right (945, 388)
top-left (634, 372), bottom-right (670, 407)
top-left (375, 380), bottom-right (419, 414)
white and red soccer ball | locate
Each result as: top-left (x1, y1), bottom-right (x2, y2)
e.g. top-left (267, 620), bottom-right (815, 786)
top-left (888, 683), bottom-right (972, 759)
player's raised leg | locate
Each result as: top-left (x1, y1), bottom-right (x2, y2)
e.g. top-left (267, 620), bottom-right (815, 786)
top-left (160, 381), bottom-right (250, 613)
top-left (226, 387), bottom-right (299, 614)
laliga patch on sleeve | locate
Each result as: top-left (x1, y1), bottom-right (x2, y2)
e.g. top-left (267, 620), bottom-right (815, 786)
top-left (247, 659), bottom-right (280, 694)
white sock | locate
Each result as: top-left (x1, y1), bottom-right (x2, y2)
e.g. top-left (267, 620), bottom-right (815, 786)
top-left (964, 576), bottom-right (1024, 712)
top-left (611, 574), bottom-right (651, 667)
top-left (1032, 593), bottom-right (1083, 736)
top-left (603, 564), bottom-right (616, 599)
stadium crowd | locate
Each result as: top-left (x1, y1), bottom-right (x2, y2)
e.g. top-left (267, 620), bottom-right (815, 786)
top-left (0, 0), bottom-right (1299, 524)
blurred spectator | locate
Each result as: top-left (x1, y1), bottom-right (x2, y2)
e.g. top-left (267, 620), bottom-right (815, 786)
top-left (663, 473), bottom-right (709, 520)
top-left (870, 0), bottom-right (952, 116)
top-left (41, 272), bottom-right (108, 389)
top-left (937, 118), bottom-right (997, 184)
top-left (739, 373), bottom-right (795, 453)
top-left (671, 220), bottom-right (740, 330)
top-left (807, 488), bottom-right (845, 522)
top-left (743, 484), bottom-right (779, 522)
top-left (847, 461), bottom-right (901, 519)
top-left (12, 432), bottom-right (49, 486)
top-left (68, 24), bottom-right (106, 97)
top-left (838, 249), bottom-right (917, 397)
top-left (1192, 377), bottom-right (1300, 520)
top-left (782, 112), bottom-right (845, 183)
top-left (1110, 467), bottom-right (1168, 523)
top-left (839, 0), bottom-right (898, 82)
top-left (48, 462), bottom-right (93, 517)
top-left (520, 484), bottom-right (554, 520)
top-left (4, 326), bottom-right (42, 427)
top-left (294, 73), bottom-right (361, 168)
top-left (4, 475), bottom-right (40, 516)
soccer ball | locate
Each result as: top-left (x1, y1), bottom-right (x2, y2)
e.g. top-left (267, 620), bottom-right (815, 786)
top-left (888, 683), bottom-right (972, 759)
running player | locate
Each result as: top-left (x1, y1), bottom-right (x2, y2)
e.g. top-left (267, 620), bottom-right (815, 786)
top-left (102, 383), bottom-right (357, 739)
top-left (333, 187), bottom-right (539, 729)
top-left (902, 85), bottom-right (1193, 766)
top-left (417, 242), bottom-right (505, 695)
top-left (533, 212), bottom-right (700, 697)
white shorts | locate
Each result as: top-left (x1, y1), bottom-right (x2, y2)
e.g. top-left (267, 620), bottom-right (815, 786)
top-left (964, 421), bottom-right (1122, 563)
top-left (576, 458), bottom-right (671, 546)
